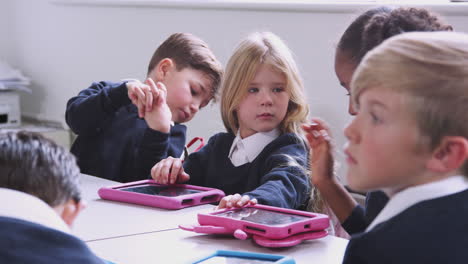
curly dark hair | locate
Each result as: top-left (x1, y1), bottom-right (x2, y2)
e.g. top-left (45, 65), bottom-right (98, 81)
top-left (338, 6), bottom-right (453, 64)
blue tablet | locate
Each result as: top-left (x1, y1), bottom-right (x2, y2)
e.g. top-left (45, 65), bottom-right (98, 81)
top-left (192, 250), bottom-right (295, 264)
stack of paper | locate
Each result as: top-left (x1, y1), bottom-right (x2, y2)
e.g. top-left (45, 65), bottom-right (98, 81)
top-left (0, 61), bottom-right (31, 93)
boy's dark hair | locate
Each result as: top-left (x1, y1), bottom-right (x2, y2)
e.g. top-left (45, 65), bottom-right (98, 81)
top-left (147, 33), bottom-right (223, 99)
top-left (0, 131), bottom-right (81, 207)
top-left (338, 6), bottom-right (453, 64)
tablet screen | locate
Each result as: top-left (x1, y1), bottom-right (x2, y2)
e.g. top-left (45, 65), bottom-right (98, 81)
top-left (118, 185), bottom-right (201, 197)
top-left (197, 256), bottom-right (275, 264)
top-left (214, 207), bottom-right (309, 226)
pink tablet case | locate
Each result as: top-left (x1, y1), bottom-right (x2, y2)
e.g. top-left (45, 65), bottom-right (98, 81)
top-left (98, 179), bottom-right (225, 209)
top-left (179, 204), bottom-right (330, 248)
top-left (252, 230), bottom-right (328, 248)
top-left (197, 204), bottom-right (329, 239)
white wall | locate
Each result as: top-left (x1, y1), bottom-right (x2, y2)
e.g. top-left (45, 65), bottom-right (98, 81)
top-left (3, 0), bottom-right (468, 179)
top-left (0, 1), bottom-right (14, 62)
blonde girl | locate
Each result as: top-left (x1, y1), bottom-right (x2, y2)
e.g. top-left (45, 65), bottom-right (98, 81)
top-left (152, 32), bottom-right (312, 210)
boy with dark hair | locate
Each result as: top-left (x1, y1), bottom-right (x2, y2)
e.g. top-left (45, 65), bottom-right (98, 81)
top-left (66, 33), bottom-right (223, 182)
top-left (0, 131), bottom-right (104, 264)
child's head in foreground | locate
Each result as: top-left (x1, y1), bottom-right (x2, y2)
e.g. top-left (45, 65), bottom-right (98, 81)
top-left (220, 32), bottom-right (309, 138)
top-left (345, 31), bottom-right (468, 195)
top-left (146, 33), bottom-right (223, 123)
top-left (0, 131), bottom-right (84, 226)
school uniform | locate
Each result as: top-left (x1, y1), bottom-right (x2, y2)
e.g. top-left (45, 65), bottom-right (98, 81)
top-left (0, 188), bottom-right (105, 264)
top-left (66, 81), bottom-right (186, 182)
top-left (343, 176), bottom-right (468, 264)
top-left (342, 191), bottom-right (389, 235)
top-left (183, 130), bottom-right (311, 209)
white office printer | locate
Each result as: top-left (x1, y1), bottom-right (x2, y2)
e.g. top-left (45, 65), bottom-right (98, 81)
top-left (0, 91), bottom-right (21, 128)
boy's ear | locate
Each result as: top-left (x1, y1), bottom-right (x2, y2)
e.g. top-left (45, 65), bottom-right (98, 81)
top-left (59, 199), bottom-right (86, 228)
top-left (426, 136), bottom-right (468, 173)
top-left (153, 58), bottom-right (175, 81)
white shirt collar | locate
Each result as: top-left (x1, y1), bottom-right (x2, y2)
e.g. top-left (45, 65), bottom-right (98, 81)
top-left (366, 175), bottom-right (468, 232)
top-left (0, 188), bottom-right (71, 234)
top-left (229, 129), bottom-right (280, 167)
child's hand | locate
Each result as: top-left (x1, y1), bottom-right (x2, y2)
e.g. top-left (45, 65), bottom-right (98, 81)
top-left (127, 80), bottom-right (153, 118)
top-left (302, 118), bottom-right (335, 186)
top-left (216, 194), bottom-right (258, 210)
top-left (151, 157), bottom-right (190, 184)
top-left (143, 78), bottom-right (172, 133)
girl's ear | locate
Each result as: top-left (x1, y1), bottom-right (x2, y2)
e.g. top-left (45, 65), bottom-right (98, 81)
top-left (426, 136), bottom-right (468, 173)
top-left (151, 58), bottom-right (175, 82)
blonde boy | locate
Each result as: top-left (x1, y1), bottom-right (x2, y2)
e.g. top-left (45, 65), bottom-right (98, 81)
top-left (342, 31), bottom-right (468, 263)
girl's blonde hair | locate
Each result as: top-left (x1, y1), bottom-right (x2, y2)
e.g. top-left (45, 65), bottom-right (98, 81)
top-left (220, 32), bottom-right (309, 136)
top-left (351, 31), bottom-right (468, 175)
top-left (221, 32), bottom-right (321, 212)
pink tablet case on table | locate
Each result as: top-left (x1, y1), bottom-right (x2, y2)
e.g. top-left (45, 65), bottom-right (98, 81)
top-left (98, 179), bottom-right (225, 210)
top-left (179, 204), bottom-right (330, 248)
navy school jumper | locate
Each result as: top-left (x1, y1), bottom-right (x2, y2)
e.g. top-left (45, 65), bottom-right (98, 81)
top-left (66, 81), bottom-right (186, 182)
top-left (183, 132), bottom-right (311, 209)
top-left (0, 216), bottom-right (105, 264)
top-left (342, 191), bottom-right (389, 235)
top-left (343, 189), bottom-right (468, 264)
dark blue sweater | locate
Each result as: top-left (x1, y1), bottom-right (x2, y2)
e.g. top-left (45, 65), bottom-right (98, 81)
top-left (183, 132), bottom-right (311, 209)
top-left (343, 189), bottom-right (468, 264)
top-left (0, 216), bottom-right (105, 264)
top-left (66, 81), bottom-right (186, 182)
top-left (342, 191), bottom-right (389, 235)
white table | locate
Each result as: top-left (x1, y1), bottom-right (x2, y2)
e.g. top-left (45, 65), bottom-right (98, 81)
top-left (88, 228), bottom-right (348, 264)
top-left (74, 174), bottom-right (214, 242)
top-left (79, 173), bottom-right (118, 200)
top-left (77, 174), bottom-right (349, 264)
